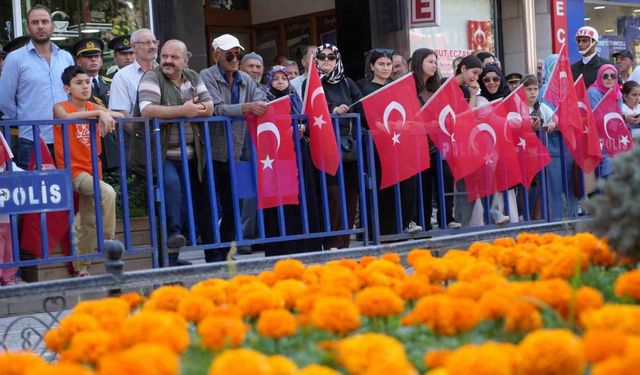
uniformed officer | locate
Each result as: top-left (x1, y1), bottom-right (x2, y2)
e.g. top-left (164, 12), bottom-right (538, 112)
top-left (71, 38), bottom-right (119, 172)
top-left (106, 35), bottom-right (135, 78)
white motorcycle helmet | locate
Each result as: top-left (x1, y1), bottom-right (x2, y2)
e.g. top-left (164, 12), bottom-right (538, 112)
top-left (575, 26), bottom-right (599, 56)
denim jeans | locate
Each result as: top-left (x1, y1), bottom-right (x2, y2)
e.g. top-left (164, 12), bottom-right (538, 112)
top-left (162, 159), bottom-right (192, 238)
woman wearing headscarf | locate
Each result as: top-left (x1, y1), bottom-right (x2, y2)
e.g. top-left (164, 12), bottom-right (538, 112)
top-left (538, 54), bottom-right (578, 220)
top-left (411, 48), bottom-right (460, 231)
top-left (303, 43), bottom-right (363, 249)
top-left (260, 65), bottom-right (322, 255)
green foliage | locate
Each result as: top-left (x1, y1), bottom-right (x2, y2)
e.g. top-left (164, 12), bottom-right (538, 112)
top-left (104, 171), bottom-right (148, 219)
top-left (580, 265), bottom-right (627, 302)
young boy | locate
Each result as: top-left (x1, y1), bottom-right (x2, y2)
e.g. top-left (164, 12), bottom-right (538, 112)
top-left (53, 66), bottom-right (123, 277)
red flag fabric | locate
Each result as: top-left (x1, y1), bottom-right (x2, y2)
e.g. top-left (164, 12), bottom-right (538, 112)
top-left (592, 88), bottom-right (634, 157)
top-left (542, 44), bottom-right (579, 150)
top-left (573, 75), bottom-right (604, 173)
top-left (0, 132), bottom-right (12, 167)
top-left (501, 85), bottom-right (551, 188)
top-left (361, 74), bottom-right (429, 189)
top-left (248, 96), bottom-right (300, 209)
top-left (464, 100), bottom-right (522, 201)
top-left (302, 55), bottom-right (340, 176)
top-left (420, 76), bottom-right (472, 164)
top-left (20, 136), bottom-right (72, 258)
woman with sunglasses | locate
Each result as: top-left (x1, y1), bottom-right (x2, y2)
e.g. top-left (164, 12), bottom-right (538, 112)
top-left (586, 64), bottom-right (622, 183)
top-left (411, 48), bottom-right (461, 231)
top-left (477, 65), bottom-right (519, 225)
top-left (303, 43), bottom-right (363, 249)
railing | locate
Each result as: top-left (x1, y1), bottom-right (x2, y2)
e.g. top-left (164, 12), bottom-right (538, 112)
top-left (0, 114), bottom-right (597, 273)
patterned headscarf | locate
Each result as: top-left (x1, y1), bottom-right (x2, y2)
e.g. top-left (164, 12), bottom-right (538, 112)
top-left (590, 64), bottom-right (622, 100)
top-left (267, 65), bottom-right (289, 86)
top-left (315, 43), bottom-right (345, 85)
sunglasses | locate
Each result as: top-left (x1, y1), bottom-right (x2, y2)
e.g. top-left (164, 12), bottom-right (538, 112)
top-left (602, 73), bottom-right (617, 80)
top-left (225, 52), bottom-right (243, 62)
top-left (483, 76), bottom-right (501, 83)
top-left (317, 53), bottom-right (337, 61)
top-left (372, 48), bottom-right (394, 57)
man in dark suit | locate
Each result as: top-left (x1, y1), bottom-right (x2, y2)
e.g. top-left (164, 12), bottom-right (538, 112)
top-left (571, 26), bottom-right (613, 87)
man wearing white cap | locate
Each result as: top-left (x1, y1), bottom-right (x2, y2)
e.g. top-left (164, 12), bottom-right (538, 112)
top-left (571, 26), bottom-right (613, 87)
top-left (200, 34), bottom-right (267, 263)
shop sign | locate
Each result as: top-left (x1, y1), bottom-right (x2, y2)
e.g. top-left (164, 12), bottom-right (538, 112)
top-left (410, 0), bottom-right (440, 27)
top-left (551, 0), bottom-right (567, 53)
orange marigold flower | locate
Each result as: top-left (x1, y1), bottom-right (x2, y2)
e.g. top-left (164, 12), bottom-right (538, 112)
top-left (311, 297), bottom-right (360, 335)
top-left (540, 247), bottom-right (589, 280)
top-left (381, 253), bottom-right (401, 264)
top-left (402, 295), bottom-right (481, 336)
top-left (573, 233), bottom-right (616, 266)
top-left (359, 255), bottom-right (377, 267)
top-left (504, 301), bottom-right (542, 333)
top-left (615, 270), bottom-right (640, 300)
top-left (257, 309), bottom-right (297, 339)
top-left (407, 249), bottom-right (433, 267)
top-left (197, 315), bottom-right (248, 350)
top-left (580, 304), bottom-right (640, 334)
top-left (0, 351), bottom-right (45, 375)
top-left (119, 292), bottom-right (145, 309)
top-left (446, 282), bottom-right (485, 301)
top-left (25, 362), bottom-right (95, 375)
top-left (360, 259), bottom-right (407, 288)
top-left (591, 337), bottom-right (640, 375)
top-left (98, 343), bottom-right (179, 375)
top-left (177, 293), bottom-right (215, 323)
top-left (191, 283), bottom-right (227, 305)
top-left (320, 265), bottom-right (361, 292)
top-left (423, 349), bottom-right (452, 369)
top-left (258, 271), bottom-right (279, 286)
top-left (516, 232), bottom-right (540, 244)
top-left (119, 311), bottom-right (189, 353)
top-left (445, 342), bottom-right (516, 375)
top-left (57, 313), bottom-right (102, 348)
top-left (268, 355), bottom-right (298, 375)
top-left (72, 298), bottom-right (131, 332)
top-left (295, 285), bottom-right (352, 314)
top-left (526, 279), bottom-right (572, 315)
top-left (413, 258), bottom-right (451, 283)
top-left (208, 348), bottom-right (272, 375)
top-left (59, 330), bottom-right (114, 365)
top-left (517, 329), bottom-right (585, 375)
top-left (355, 286), bottom-right (405, 317)
top-left (274, 259), bottom-right (305, 280)
top-left (582, 329), bottom-right (628, 363)
top-left (144, 285), bottom-right (190, 312)
top-left (515, 253), bottom-right (540, 277)
top-left (326, 259), bottom-right (360, 270)
top-left (273, 279), bottom-right (307, 309)
top-left (478, 289), bottom-right (514, 320)
top-left (395, 274), bottom-right (443, 301)
top-left (457, 261), bottom-right (497, 282)
top-left (295, 364), bottom-right (341, 375)
top-left (336, 333), bottom-right (412, 375)
top-left (493, 237), bottom-right (516, 247)
top-left (575, 286), bottom-right (604, 317)
top-left (44, 328), bottom-right (67, 353)
top-left (237, 287), bottom-right (285, 318)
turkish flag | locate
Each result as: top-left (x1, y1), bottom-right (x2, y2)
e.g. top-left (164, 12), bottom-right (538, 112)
top-left (501, 85), bottom-right (551, 188)
top-left (464, 100), bottom-right (522, 201)
top-left (592, 88), bottom-right (634, 157)
top-left (542, 44), bottom-right (579, 151)
top-left (573, 75), bottom-right (604, 172)
top-left (0, 132), bottom-right (12, 167)
top-left (21, 136), bottom-right (73, 258)
top-left (248, 96), bottom-right (300, 209)
top-left (303, 55), bottom-right (340, 176)
top-left (419, 76), bottom-right (472, 177)
top-left (361, 74), bottom-right (429, 189)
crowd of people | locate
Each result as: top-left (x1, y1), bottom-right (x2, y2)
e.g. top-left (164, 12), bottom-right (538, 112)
top-left (0, 5), bottom-right (636, 283)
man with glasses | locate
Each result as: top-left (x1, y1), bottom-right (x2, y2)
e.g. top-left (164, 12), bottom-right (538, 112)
top-left (200, 34), bottom-right (267, 263)
top-left (0, 4), bottom-right (74, 168)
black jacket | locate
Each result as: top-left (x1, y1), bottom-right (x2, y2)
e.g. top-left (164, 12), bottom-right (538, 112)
top-left (571, 54), bottom-right (614, 87)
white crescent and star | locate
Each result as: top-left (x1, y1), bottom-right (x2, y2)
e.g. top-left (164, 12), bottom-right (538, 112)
top-left (309, 87), bottom-right (328, 129)
top-left (382, 101), bottom-right (407, 135)
top-left (470, 123), bottom-right (498, 154)
top-left (438, 105), bottom-right (455, 138)
top-left (620, 135), bottom-right (631, 148)
top-left (257, 122), bottom-right (281, 170)
top-left (506, 112), bottom-right (523, 143)
top-left (603, 112), bottom-right (625, 140)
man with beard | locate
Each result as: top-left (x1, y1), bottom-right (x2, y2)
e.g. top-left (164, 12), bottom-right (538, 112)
top-left (0, 4), bottom-right (74, 168)
top-left (391, 54), bottom-right (408, 80)
top-left (240, 52), bottom-right (267, 93)
top-left (130, 39), bottom-right (213, 266)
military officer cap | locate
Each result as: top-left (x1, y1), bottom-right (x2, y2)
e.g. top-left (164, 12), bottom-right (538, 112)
top-left (108, 35), bottom-right (133, 53)
top-left (72, 38), bottom-right (104, 57)
top-left (2, 36), bottom-right (30, 55)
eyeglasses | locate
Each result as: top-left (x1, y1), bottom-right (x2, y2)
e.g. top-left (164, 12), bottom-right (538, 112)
top-left (602, 73), bottom-right (617, 80)
top-left (225, 51), bottom-right (243, 62)
top-left (317, 53), bottom-right (337, 61)
top-left (132, 40), bottom-right (159, 47)
top-left (483, 76), bottom-right (501, 83)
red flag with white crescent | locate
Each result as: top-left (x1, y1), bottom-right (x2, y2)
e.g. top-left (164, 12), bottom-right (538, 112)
top-left (303, 55), bottom-right (340, 176)
top-left (592, 88), bottom-right (634, 157)
top-left (248, 96), bottom-right (300, 209)
top-left (501, 85), bottom-right (551, 188)
top-left (361, 73), bottom-right (429, 189)
top-left (573, 75), bottom-right (604, 172)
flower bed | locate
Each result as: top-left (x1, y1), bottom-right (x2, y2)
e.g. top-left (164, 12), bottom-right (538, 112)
top-left (2, 232), bottom-right (640, 375)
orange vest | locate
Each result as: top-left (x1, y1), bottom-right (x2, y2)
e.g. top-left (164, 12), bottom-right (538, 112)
top-left (53, 101), bottom-right (102, 179)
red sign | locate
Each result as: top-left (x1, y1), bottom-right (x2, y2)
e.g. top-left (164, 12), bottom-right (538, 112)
top-left (551, 0), bottom-right (567, 53)
top-left (468, 20), bottom-right (494, 53)
top-left (410, 0), bottom-right (439, 27)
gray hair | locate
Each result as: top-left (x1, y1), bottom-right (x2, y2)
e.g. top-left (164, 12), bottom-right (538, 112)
top-left (131, 28), bottom-right (155, 43)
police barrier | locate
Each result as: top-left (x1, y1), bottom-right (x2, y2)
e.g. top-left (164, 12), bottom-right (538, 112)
top-left (0, 114), bottom-right (595, 273)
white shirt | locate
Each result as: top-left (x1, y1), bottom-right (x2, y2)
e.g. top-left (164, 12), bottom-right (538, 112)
top-left (582, 51), bottom-right (596, 65)
top-left (108, 59), bottom-right (155, 114)
top-left (628, 66), bottom-right (640, 85)
top-left (622, 102), bottom-right (640, 138)
top-left (290, 75), bottom-right (306, 98)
